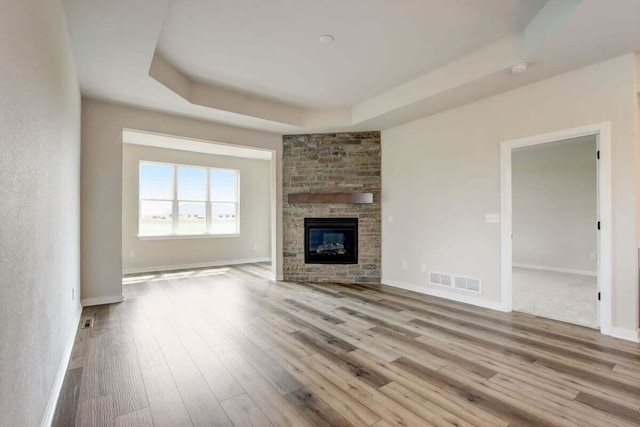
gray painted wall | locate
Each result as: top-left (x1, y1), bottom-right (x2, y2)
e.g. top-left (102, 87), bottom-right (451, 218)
top-left (512, 136), bottom-right (597, 273)
top-left (0, 0), bottom-right (82, 425)
top-left (122, 144), bottom-right (271, 272)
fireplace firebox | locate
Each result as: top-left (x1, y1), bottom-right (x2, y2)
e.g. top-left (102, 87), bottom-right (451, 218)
top-left (304, 218), bottom-right (358, 264)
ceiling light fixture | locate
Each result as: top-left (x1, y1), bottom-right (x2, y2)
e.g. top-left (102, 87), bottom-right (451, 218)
top-left (511, 62), bottom-right (529, 74)
top-left (319, 35), bottom-right (334, 44)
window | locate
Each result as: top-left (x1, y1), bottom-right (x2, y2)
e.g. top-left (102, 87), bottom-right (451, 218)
top-left (139, 161), bottom-right (239, 237)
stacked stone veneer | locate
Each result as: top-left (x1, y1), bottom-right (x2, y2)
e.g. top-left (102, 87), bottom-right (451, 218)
top-left (283, 131), bottom-right (381, 283)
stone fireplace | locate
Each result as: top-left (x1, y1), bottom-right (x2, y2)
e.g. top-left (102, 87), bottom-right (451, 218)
top-left (283, 131), bottom-right (381, 283)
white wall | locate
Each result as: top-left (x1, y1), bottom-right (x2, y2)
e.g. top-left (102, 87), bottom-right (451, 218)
top-left (81, 100), bottom-right (283, 304)
top-left (512, 136), bottom-right (597, 274)
top-left (635, 54), bottom-right (640, 330)
top-left (382, 54), bottom-right (638, 334)
top-left (122, 144), bottom-right (271, 272)
top-left (0, 0), bottom-right (82, 425)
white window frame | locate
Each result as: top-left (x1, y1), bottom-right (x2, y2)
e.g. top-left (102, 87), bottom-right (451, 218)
top-left (138, 160), bottom-right (240, 239)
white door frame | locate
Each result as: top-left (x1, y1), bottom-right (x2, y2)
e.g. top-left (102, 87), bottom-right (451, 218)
top-left (500, 122), bottom-right (612, 335)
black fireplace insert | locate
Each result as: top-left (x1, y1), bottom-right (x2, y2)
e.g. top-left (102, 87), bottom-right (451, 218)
top-left (304, 217), bottom-right (358, 264)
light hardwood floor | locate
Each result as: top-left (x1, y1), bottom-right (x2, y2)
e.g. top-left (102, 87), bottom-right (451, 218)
top-left (53, 263), bottom-right (640, 426)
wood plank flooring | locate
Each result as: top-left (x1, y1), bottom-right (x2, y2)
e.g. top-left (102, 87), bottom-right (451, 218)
top-left (53, 263), bottom-right (640, 426)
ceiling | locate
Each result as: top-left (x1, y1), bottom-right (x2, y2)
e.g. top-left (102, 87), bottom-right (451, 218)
top-left (63, 0), bottom-right (640, 134)
top-left (157, 0), bottom-right (545, 109)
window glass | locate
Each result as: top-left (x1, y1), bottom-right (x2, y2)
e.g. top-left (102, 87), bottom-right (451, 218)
top-left (211, 202), bottom-right (238, 234)
top-left (210, 169), bottom-right (238, 202)
top-left (177, 166), bottom-right (207, 201)
top-left (139, 162), bottom-right (240, 237)
top-left (178, 202), bottom-right (206, 234)
top-left (140, 163), bottom-right (173, 200)
top-left (139, 200), bottom-right (173, 235)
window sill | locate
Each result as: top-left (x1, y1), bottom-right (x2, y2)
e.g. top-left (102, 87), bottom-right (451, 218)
top-left (138, 234), bottom-right (240, 241)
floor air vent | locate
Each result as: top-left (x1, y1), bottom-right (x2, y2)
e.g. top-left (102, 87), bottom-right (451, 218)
top-left (429, 271), bottom-right (452, 287)
top-left (81, 317), bottom-right (94, 329)
top-left (429, 271), bottom-right (482, 293)
top-left (454, 276), bottom-right (482, 293)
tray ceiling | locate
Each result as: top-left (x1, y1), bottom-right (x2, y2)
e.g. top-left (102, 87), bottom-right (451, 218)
top-left (63, 0), bottom-right (640, 133)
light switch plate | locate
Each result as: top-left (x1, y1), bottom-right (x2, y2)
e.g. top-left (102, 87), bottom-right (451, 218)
top-left (485, 213), bottom-right (500, 223)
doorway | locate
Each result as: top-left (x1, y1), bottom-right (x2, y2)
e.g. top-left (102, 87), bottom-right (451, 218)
top-left (500, 123), bottom-right (612, 335)
top-left (512, 136), bottom-right (597, 327)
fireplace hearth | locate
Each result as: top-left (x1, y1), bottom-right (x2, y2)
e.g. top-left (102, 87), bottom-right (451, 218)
top-left (304, 218), bottom-right (358, 264)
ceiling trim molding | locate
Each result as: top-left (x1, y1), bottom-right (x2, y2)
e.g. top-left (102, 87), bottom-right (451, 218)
top-left (149, 53), bottom-right (306, 127)
top-left (122, 128), bottom-right (273, 160)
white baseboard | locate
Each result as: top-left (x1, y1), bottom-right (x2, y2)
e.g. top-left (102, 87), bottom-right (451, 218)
top-left (513, 263), bottom-right (597, 277)
top-left (122, 258), bottom-right (271, 275)
top-left (41, 307), bottom-right (82, 427)
top-left (381, 278), bottom-right (508, 312)
top-left (610, 327), bottom-right (640, 343)
top-left (81, 295), bottom-right (124, 307)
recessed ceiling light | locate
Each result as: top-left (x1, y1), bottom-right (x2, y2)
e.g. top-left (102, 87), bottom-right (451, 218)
top-left (511, 62), bottom-right (529, 74)
top-left (319, 35), bottom-right (334, 44)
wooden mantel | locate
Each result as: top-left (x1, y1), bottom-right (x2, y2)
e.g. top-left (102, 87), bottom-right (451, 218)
top-left (288, 192), bottom-right (374, 204)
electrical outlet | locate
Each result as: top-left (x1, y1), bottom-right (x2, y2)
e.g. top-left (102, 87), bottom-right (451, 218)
top-left (388, 215), bottom-right (394, 223)
top-left (590, 253), bottom-right (597, 261)
top-left (402, 261), bottom-right (408, 269)
top-left (130, 250), bottom-right (136, 258)
top-left (254, 244), bottom-right (259, 250)
top-left (421, 264), bottom-right (427, 272)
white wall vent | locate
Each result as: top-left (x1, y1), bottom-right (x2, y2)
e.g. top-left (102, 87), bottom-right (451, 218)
top-left (453, 276), bottom-right (482, 293)
top-left (454, 276), bottom-right (467, 289)
top-left (429, 271), bottom-right (452, 287)
top-left (429, 271), bottom-right (481, 293)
